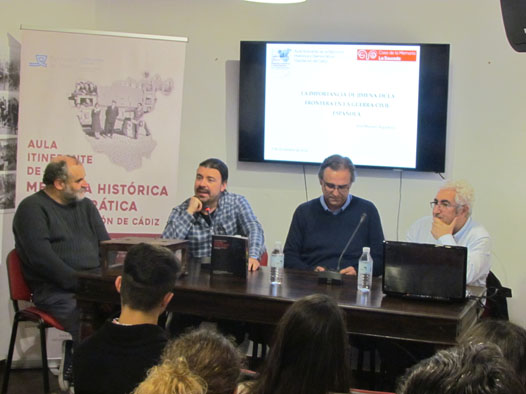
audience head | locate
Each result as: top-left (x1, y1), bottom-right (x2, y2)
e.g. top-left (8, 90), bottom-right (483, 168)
top-left (251, 293), bottom-right (351, 394)
top-left (157, 328), bottom-right (243, 394)
top-left (117, 243), bottom-right (179, 312)
top-left (132, 357), bottom-right (206, 394)
top-left (396, 343), bottom-right (526, 394)
top-left (460, 319), bottom-right (526, 388)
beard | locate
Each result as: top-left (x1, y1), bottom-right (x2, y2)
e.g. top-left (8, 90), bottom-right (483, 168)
top-left (63, 185), bottom-right (86, 203)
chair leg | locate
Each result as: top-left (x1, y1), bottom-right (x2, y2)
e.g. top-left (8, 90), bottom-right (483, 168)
top-left (38, 323), bottom-right (50, 393)
top-left (1, 317), bottom-right (20, 394)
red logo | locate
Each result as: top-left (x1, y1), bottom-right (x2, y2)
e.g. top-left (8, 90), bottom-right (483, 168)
top-left (357, 49), bottom-right (417, 62)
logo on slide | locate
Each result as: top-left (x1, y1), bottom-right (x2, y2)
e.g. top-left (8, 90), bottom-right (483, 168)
top-left (357, 49), bottom-right (378, 61)
top-left (357, 49), bottom-right (417, 62)
top-left (29, 55), bottom-right (48, 67)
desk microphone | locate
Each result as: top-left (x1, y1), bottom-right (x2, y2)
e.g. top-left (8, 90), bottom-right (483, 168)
top-left (318, 213), bottom-right (368, 285)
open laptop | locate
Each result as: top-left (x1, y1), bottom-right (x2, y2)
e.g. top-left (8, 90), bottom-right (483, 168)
top-left (382, 240), bottom-right (468, 301)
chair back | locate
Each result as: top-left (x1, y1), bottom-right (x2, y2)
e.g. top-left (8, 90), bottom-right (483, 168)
top-left (6, 249), bottom-right (32, 304)
top-left (484, 271), bottom-right (511, 320)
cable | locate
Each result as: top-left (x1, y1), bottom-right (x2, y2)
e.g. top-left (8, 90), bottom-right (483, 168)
top-left (396, 170), bottom-right (403, 241)
top-left (302, 164), bottom-right (308, 201)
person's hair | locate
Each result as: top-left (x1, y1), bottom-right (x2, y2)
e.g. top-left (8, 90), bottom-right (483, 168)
top-left (317, 154), bottom-right (356, 184)
top-left (120, 243), bottom-right (180, 311)
top-left (198, 158), bottom-right (229, 183)
top-left (460, 319), bottom-right (526, 389)
top-left (160, 328), bottom-right (243, 394)
top-left (132, 357), bottom-right (206, 394)
top-left (42, 155), bottom-right (79, 185)
top-left (442, 179), bottom-right (474, 216)
top-left (250, 294), bottom-right (351, 394)
top-left (396, 343), bottom-right (526, 394)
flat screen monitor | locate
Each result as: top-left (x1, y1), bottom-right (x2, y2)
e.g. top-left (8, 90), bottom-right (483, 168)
top-left (239, 41), bottom-right (450, 172)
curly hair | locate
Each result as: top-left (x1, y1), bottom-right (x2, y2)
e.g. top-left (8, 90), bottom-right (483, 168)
top-left (442, 180), bottom-right (475, 216)
top-left (460, 319), bottom-right (526, 389)
top-left (162, 328), bottom-right (244, 394)
top-left (397, 343), bottom-right (526, 394)
top-left (133, 357), bottom-right (206, 394)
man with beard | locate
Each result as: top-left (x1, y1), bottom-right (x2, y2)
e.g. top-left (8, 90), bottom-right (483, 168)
top-left (162, 158), bottom-right (264, 271)
top-left (406, 180), bottom-right (491, 287)
top-left (13, 155), bottom-right (109, 391)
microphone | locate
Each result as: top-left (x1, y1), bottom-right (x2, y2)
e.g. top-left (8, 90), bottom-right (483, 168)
top-left (318, 213), bottom-right (368, 285)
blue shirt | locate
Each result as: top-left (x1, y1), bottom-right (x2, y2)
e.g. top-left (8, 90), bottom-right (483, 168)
top-left (162, 191), bottom-right (265, 260)
top-left (406, 216), bottom-right (491, 287)
top-left (319, 194), bottom-right (352, 215)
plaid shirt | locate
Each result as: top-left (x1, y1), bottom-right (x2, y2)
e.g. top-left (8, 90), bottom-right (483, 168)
top-left (162, 191), bottom-right (265, 259)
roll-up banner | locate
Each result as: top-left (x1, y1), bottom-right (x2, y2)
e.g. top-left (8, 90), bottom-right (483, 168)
top-left (17, 26), bottom-right (187, 235)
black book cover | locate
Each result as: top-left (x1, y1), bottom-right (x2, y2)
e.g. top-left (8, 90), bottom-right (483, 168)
top-left (211, 235), bottom-right (248, 278)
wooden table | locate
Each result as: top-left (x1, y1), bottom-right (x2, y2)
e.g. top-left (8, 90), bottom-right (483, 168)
top-left (76, 262), bottom-right (484, 345)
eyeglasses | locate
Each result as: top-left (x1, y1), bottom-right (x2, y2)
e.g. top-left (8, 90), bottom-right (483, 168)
top-left (430, 200), bottom-right (456, 209)
top-left (322, 181), bottom-right (350, 192)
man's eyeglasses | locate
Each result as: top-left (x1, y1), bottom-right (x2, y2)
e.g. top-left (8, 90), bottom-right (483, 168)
top-left (322, 181), bottom-right (350, 192)
top-left (430, 200), bottom-right (456, 209)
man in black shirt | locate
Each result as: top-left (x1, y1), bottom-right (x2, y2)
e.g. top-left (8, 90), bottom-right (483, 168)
top-left (13, 155), bottom-right (109, 390)
top-left (73, 243), bottom-right (180, 394)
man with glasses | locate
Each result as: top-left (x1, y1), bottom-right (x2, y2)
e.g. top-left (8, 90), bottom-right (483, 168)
top-left (284, 154), bottom-right (384, 275)
top-left (406, 180), bottom-right (491, 286)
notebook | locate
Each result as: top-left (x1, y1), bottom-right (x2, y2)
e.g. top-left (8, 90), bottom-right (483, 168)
top-left (382, 240), bottom-right (468, 301)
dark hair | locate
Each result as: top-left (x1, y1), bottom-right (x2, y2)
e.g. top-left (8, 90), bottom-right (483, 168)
top-left (317, 154), bottom-right (356, 183)
top-left (199, 158), bottom-right (228, 183)
top-left (162, 328), bottom-right (243, 394)
top-left (460, 319), bottom-right (526, 389)
top-left (42, 155), bottom-right (79, 185)
top-left (120, 243), bottom-right (180, 311)
top-left (250, 294), bottom-right (351, 394)
top-left (397, 343), bottom-right (526, 394)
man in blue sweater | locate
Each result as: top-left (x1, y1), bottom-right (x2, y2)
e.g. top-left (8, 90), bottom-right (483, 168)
top-left (284, 154), bottom-right (384, 276)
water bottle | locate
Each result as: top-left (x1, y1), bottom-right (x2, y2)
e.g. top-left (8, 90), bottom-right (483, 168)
top-left (270, 241), bottom-right (284, 285)
top-left (357, 246), bottom-right (373, 292)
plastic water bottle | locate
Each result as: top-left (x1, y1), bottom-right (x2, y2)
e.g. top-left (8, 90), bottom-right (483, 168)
top-left (357, 246), bottom-right (373, 292)
top-left (270, 241), bottom-right (284, 285)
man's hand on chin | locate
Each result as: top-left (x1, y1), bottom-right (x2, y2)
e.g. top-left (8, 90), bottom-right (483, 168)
top-left (186, 196), bottom-right (203, 215)
top-left (431, 216), bottom-right (456, 239)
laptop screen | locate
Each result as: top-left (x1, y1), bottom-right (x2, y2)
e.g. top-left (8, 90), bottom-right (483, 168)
top-left (382, 240), bottom-right (468, 301)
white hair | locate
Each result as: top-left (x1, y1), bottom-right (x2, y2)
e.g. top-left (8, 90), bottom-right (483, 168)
top-left (441, 180), bottom-right (474, 217)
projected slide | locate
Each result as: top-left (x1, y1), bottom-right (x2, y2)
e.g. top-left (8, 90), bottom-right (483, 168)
top-left (264, 43), bottom-right (421, 168)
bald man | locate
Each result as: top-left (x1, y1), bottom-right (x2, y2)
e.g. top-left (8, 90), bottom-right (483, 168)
top-left (13, 155), bottom-right (109, 342)
top-left (13, 155), bottom-right (109, 390)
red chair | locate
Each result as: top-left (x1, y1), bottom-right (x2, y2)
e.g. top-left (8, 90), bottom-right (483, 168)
top-left (1, 249), bottom-right (66, 394)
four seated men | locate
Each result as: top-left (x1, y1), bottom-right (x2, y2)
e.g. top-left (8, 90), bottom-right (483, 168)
top-left (12, 155), bottom-right (496, 392)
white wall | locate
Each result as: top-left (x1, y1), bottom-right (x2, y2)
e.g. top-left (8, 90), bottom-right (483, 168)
top-left (1, 0), bottom-right (525, 358)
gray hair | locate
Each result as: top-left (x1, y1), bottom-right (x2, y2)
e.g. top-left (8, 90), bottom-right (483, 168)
top-left (441, 180), bottom-right (474, 217)
top-left (317, 154), bottom-right (356, 184)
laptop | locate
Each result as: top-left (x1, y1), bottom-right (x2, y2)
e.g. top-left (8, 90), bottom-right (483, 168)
top-left (382, 240), bottom-right (468, 301)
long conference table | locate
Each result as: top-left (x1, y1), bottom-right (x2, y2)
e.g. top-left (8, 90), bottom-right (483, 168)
top-left (76, 262), bottom-right (485, 345)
